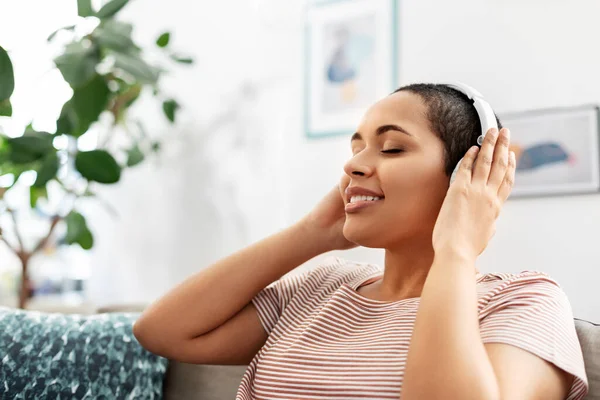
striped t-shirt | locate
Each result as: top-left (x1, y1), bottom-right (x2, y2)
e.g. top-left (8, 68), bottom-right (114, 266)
top-left (236, 256), bottom-right (589, 400)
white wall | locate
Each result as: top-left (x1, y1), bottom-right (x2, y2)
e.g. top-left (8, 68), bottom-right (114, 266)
top-left (85, 0), bottom-right (305, 306)
top-left (287, 0), bottom-right (600, 322)
top-left (8, 0), bottom-right (595, 321)
top-left (92, 0), bottom-right (600, 320)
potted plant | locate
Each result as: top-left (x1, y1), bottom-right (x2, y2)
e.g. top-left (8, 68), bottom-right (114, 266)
top-left (0, 0), bottom-right (193, 309)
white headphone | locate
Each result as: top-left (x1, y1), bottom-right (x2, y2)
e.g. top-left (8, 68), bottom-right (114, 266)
top-left (444, 82), bottom-right (498, 184)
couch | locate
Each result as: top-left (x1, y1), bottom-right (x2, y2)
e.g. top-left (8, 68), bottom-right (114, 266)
top-left (3, 303), bottom-right (597, 399)
top-left (158, 318), bottom-right (600, 400)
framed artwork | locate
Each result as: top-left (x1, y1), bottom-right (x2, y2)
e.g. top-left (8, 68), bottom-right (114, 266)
top-left (304, 0), bottom-right (399, 139)
top-left (500, 105), bottom-right (600, 198)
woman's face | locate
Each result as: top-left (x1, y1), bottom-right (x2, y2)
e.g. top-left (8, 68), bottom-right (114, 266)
top-left (340, 91), bottom-right (451, 249)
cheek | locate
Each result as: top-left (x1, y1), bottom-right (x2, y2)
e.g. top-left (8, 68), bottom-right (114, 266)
top-left (339, 174), bottom-right (350, 188)
top-left (382, 161), bottom-right (448, 214)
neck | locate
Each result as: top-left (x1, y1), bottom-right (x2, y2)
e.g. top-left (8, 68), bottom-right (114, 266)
top-left (379, 237), bottom-right (479, 301)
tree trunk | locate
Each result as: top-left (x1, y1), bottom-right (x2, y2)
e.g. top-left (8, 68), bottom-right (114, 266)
top-left (18, 256), bottom-right (33, 309)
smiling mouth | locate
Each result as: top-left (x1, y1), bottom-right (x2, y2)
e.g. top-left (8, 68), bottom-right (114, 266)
top-left (345, 198), bottom-right (384, 213)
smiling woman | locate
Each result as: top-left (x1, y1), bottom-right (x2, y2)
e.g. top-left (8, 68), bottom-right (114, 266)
top-left (134, 83), bottom-right (589, 400)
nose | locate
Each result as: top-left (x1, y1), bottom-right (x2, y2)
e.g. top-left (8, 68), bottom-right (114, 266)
top-left (343, 153), bottom-right (375, 177)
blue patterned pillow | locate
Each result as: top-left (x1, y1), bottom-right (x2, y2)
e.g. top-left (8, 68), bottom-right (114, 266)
top-left (0, 306), bottom-right (168, 399)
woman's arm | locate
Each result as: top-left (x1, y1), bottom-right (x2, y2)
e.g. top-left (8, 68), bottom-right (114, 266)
top-left (133, 220), bottom-right (330, 349)
top-left (401, 127), bottom-right (573, 399)
top-left (401, 251), bottom-right (573, 400)
top-left (400, 127), bottom-right (510, 399)
top-left (400, 251), bottom-right (500, 400)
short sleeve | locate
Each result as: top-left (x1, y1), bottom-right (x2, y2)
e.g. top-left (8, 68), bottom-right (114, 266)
top-left (251, 268), bottom-right (313, 335)
top-left (479, 273), bottom-right (589, 400)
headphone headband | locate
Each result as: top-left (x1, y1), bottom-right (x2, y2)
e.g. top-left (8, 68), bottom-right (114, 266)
top-left (443, 82), bottom-right (499, 184)
top-left (444, 82), bottom-right (498, 145)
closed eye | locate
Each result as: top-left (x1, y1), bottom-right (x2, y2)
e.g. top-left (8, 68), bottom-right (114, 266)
top-left (382, 149), bottom-right (404, 154)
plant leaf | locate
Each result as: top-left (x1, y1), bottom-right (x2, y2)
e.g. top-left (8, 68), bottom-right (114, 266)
top-left (0, 99), bottom-right (11, 117)
top-left (77, 0), bottom-right (95, 17)
top-left (65, 211), bottom-right (84, 242)
top-left (113, 51), bottom-right (160, 84)
top-left (0, 45), bottom-right (15, 101)
top-left (162, 99), bottom-right (179, 123)
top-left (0, 163), bottom-right (33, 189)
top-left (65, 211), bottom-right (94, 249)
top-left (93, 20), bottom-right (136, 52)
top-left (75, 150), bottom-right (121, 184)
top-left (7, 131), bottom-right (55, 164)
top-left (54, 41), bottom-right (100, 88)
top-left (56, 100), bottom-right (77, 135)
top-left (96, 0), bottom-right (130, 19)
top-left (170, 54), bottom-right (194, 64)
top-left (151, 141), bottom-right (161, 152)
top-left (29, 185), bottom-right (48, 208)
top-left (33, 152), bottom-right (59, 187)
top-left (0, 134), bottom-right (9, 163)
top-left (126, 144), bottom-right (144, 167)
top-left (77, 227), bottom-right (94, 249)
top-left (0, 137), bottom-right (40, 187)
top-left (71, 74), bottom-right (110, 136)
top-left (156, 32), bottom-right (170, 48)
top-left (47, 25), bottom-right (76, 42)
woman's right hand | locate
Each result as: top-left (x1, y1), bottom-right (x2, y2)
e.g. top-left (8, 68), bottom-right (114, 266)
top-left (298, 183), bottom-right (358, 252)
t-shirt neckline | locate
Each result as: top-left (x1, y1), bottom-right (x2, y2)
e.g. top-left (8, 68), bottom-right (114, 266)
top-left (342, 270), bottom-right (486, 306)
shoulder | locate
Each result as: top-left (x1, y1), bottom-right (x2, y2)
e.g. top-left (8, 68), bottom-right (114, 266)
top-left (479, 270), bottom-right (565, 298)
top-left (478, 270), bottom-right (574, 318)
top-left (480, 269), bottom-right (558, 285)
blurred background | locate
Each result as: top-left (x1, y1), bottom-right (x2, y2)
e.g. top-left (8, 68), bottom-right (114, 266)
top-left (0, 0), bottom-right (598, 323)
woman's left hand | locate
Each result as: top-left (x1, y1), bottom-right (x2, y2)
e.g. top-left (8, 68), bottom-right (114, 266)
top-left (432, 127), bottom-right (516, 261)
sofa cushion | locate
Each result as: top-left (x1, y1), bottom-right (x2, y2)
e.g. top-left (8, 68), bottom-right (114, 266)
top-left (164, 362), bottom-right (247, 400)
top-left (0, 307), bottom-right (168, 399)
top-left (575, 318), bottom-right (600, 399)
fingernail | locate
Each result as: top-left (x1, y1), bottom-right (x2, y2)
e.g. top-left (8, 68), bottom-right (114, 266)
top-left (490, 128), bottom-right (498, 136)
top-left (504, 128), bottom-right (510, 139)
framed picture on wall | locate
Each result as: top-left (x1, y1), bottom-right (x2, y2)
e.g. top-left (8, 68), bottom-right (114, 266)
top-left (304, 0), bottom-right (399, 139)
top-left (500, 105), bottom-right (600, 198)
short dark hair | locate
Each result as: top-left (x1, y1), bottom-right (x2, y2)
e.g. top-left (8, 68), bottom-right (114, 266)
top-left (393, 83), bottom-right (503, 176)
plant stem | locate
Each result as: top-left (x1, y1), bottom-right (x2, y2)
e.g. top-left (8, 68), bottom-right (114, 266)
top-left (18, 256), bottom-right (31, 309)
top-left (0, 212), bottom-right (61, 309)
top-left (0, 232), bottom-right (18, 255)
top-left (32, 215), bottom-right (61, 254)
top-left (8, 208), bottom-right (24, 253)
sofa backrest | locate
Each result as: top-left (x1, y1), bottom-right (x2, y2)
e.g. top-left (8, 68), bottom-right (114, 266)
top-left (162, 319), bottom-right (600, 400)
top-left (576, 318), bottom-right (600, 399)
top-left (163, 362), bottom-right (246, 399)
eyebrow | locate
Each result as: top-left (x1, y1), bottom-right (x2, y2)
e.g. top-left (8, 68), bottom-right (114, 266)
top-left (350, 124), bottom-right (414, 143)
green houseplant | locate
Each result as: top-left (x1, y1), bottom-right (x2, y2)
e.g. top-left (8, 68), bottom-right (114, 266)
top-left (0, 0), bottom-right (193, 309)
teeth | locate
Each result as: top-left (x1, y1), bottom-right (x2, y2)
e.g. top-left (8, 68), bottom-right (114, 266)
top-left (350, 195), bottom-right (383, 203)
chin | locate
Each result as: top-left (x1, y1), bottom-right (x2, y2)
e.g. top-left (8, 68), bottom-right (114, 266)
top-left (342, 223), bottom-right (387, 249)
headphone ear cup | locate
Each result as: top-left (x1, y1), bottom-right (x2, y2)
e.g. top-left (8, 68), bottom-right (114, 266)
top-left (450, 147), bottom-right (481, 184)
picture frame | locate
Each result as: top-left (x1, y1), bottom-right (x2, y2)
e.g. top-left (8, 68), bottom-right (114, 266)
top-left (304, 0), bottom-right (399, 139)
top-left (500, 104), bottom-right (600, 198)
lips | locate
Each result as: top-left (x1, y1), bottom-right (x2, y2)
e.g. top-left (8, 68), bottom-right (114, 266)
top-left (345, 197), bottom-right (384, 213)
top-left (345, 186), bottom-right (385, 203)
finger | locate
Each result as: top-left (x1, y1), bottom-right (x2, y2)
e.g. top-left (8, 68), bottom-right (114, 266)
top-left (487, 128), bottom-right (511, 189)
top-left (498, 151), bottom-right (516, 203)
top-left (457, 146), bottom-right (480, 180)
top-left (472, 127), bottom-right (498, 184)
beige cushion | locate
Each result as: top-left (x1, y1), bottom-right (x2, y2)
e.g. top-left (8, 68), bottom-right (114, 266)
top-left (163, 362), bottom-right (247, 400)
top-left (576, 319), bottom-right (600, 400)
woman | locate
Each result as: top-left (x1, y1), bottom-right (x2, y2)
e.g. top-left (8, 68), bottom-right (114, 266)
top-left (133, 83), bottom-right (589, 399)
